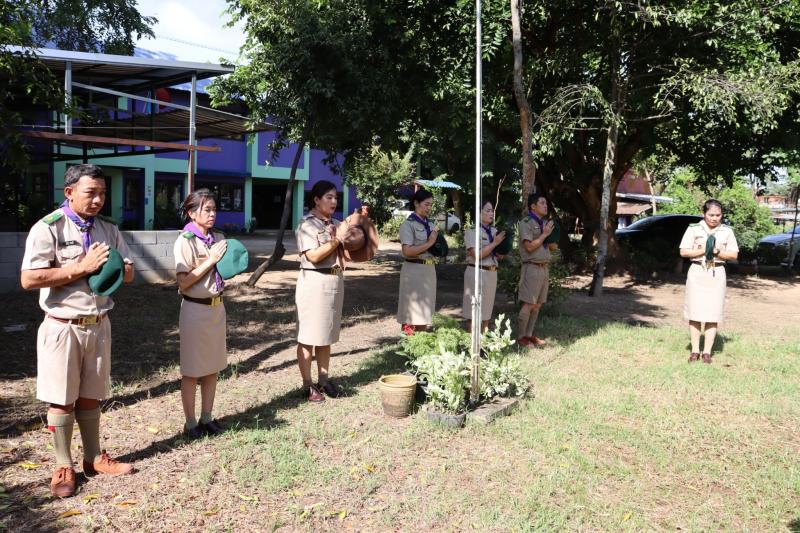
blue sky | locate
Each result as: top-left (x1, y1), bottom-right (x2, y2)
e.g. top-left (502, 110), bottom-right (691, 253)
top-left (134, 0), bottom-right (245, 64)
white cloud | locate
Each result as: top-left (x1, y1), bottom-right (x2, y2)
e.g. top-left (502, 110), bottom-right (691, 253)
top-left (134, 0), bottom-right (246, 63)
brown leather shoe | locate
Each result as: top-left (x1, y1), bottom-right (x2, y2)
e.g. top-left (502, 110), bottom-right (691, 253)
top-left (50, 466), bottom-right (76, 498)
top-left (702, 353), bottom-right (712, 364)
top-left (308, 385), bottom-right (325, 403)
top-left (688, 352), bottom-right (701, 362)
top-left (527, 336), bottom-right (547, 347)
top-left (84, 451), bottom-right (134, 477)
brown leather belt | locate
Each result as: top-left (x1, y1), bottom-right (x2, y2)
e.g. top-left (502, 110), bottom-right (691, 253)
top-left (467, 265), bottom-right (497, 271)
top-left (524, 261), bottom-right (549, 267)
top-left (47, 314), bottom-right (106, 326)
top-left (182, 294), bottom-right (224, 306)
top-left (404, 258), bottom-right (436, 265)
top-left (301, 266), bottom-right (343, 275)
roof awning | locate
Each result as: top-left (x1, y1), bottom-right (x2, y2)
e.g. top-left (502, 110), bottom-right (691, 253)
top-left (414, 179), bottom-right (463, 190)
top-left (616, 202), bottom-right (653, 216)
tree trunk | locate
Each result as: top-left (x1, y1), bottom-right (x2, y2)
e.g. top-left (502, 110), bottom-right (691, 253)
top-left (589, 43), bottom-right (622, 297)
top-left (246, 129), bottom-right (309, 286)
top-left (510, 0), bottom-right (536, 211)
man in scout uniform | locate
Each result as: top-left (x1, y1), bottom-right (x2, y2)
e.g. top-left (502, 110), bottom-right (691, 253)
top-left (517, 193), bottom-right (556, 348)
top-left (20, 164), bottom-right (136, 498)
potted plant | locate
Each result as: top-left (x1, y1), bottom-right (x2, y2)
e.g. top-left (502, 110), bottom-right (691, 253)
top-left (413, 350), bottom-right (471, 428)
top-left (479, 315), bottom-right (530, 400)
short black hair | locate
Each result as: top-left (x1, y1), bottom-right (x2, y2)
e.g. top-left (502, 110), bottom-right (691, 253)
top-left (64, 164), bottom-right (105, 187)
top-left (702, 199), bottom-right (724, 214)
top-left (307, 180), bottom-right (338, 209)
top-left (407, 188), bottom-right (434, 210)
top-left (527, 192), bottom-right (546, 210)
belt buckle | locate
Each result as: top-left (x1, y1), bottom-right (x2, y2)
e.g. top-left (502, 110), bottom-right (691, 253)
top-left (330, 265), bottom-right (343, 275)
top-left (211, 296), bottom-right (223, 306)
top-left (81, 315), bottom-right (100, 326)
top-left (423, 259), bottom-right (435, 265)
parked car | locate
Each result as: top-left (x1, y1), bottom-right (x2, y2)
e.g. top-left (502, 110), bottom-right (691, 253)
top-left (756, 225), bottom-right (800, 270)
top-left (391, 204), bottom-right (461, 233)
top-left (615, 214), bottom-right (702, 269)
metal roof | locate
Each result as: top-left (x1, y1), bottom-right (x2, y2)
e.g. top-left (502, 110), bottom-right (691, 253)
top-left (415, 179), bottom-right (463, 190)
top-left (6, 46), bottom-right (233, 92)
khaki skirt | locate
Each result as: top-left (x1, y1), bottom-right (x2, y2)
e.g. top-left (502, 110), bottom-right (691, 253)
top-left (397, 262), bottom-right (436, 325)
top-left (179, 300), bottom-right (227, 378)
top-left (461, 266), bottom-right (498, 320)
top-left (684, 263), bottom-right (726, 323)
top-left (296, 269), bottom-right (344, 346)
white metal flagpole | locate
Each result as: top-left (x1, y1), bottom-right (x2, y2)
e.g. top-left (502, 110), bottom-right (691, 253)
top-left (470, 0), bottom-right (483, 402)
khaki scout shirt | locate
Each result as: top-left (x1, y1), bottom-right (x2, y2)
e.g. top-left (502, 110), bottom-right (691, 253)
top-left (399, 217), bottom-right (434, 260)
top-left (174, 230), bottom-right (225, 298)
top-left (296, 214), bottom-right (343, 269)
top-left (464, 226), bottom-right (499, 267)
top-left (679, 221), bottom-right (739, 263)
top-left (518, 215), bottom-right (551, 263)
top-left (21, 209), bottom-right (133, 319)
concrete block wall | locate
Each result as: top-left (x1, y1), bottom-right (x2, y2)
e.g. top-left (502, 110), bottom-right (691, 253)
top-left (0, 231), bottom-right (179, 292)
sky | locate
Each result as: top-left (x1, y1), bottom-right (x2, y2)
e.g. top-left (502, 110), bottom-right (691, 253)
top-left (133, 0), bottom-right (246, 64)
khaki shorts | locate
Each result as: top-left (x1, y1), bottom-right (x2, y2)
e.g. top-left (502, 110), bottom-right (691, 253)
top-left (518, 263), bottom-right (549, 305)
top-left (36, 317), bottom-right (112, 405)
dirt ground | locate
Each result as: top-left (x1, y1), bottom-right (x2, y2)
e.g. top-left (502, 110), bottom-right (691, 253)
top-left (0, 240), bottom-right (797, 531)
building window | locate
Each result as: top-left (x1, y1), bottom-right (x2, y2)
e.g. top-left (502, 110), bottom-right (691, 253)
top-left (197, 182), bottom-right (244, 211)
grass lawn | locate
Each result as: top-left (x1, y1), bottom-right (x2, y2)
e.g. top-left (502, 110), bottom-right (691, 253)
top-left (2, 267), bottom-right (799, 531)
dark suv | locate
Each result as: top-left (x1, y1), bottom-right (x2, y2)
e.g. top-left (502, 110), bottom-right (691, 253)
top-left (615, 214), bottom-right (703, 269)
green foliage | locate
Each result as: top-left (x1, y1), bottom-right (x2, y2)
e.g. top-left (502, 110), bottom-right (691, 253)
top-left (479, 315), bottom-right (529, 399)
top-left (717, 181), bottom-right (777, 261)
top-left (344, 144), bottom-right (415, 227)
top-left (379, 215), bottom-right (403, 241)
top-left (398, 320), bottom-right (470, 366)
top-left (413, 350), bottom-right (471, 414)
top-left (659, 168), bottom-right (705, 215)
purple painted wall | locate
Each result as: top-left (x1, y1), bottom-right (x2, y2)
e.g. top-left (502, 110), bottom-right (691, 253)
top-left (257, 131), bottom-right (305, 169)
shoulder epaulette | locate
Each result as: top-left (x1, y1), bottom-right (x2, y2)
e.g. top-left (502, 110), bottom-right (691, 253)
top-left (96, 214), bottom-right (118, 225)
top-left (181, 231), bottom-right (194, 239)
top-left (41, 211), bottom-right (64, 225)
top-left (688, 223), bottom-right (700, 227)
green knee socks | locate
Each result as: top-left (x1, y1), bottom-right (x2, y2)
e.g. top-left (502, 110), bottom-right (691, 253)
top-left (47, 412), bottom-right (75, 468)
top-left (75, 407), bottom-right (102, 464)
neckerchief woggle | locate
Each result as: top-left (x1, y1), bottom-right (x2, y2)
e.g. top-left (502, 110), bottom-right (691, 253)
top-left (61, 199), bottom-right (94, 252)
top-left (410, 213), bottom-right (432, 238)
top-left (481, 223), bottom-right (496, 256)
top-left (183, 222), bottom-right (224, 291)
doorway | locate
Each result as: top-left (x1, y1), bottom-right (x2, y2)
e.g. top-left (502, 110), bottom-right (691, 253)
top-left (252, 182), bottom-right (291, 229)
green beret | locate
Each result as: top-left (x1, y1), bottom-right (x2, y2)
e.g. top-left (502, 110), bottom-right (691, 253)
top-left (217, 239), bottom-right (249, 279)
top-left (543, 221), bottom-right (561, 244)
top-left (494, 227), bottom-right (514, 255)
top-left (705, 234), bottom-right (716, 261)
top-left (429, 232), bottom-right (449, 258)
top-left (88, 248), bottom-right (125, 296)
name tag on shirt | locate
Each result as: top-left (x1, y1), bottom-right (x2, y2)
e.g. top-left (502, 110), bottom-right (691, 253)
top-left (60, 240), bottom-right (81, 247)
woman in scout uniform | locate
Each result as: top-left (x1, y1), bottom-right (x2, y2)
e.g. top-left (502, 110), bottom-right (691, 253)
top-left (679, 199), bottom-right (739, 364)
top-left (397, 189), bottom-right (440, 335)
top-left (174, 189), bottom-right (229, 438)
top-left (295, 180), bottom-right (347, 403)
top-left (517, 193), bottom-right (556, 348)
top-left (462, 200), bottom-right (506, 332)
top-left (20, 164), bottom-right (135, 498)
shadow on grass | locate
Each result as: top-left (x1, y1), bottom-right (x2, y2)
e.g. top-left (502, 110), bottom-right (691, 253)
top-left (788, 518), bottom-right (800, 532)
top-left (683, 333), bottom-right (732, 355)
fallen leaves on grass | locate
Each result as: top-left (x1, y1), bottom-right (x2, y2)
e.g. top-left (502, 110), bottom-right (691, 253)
top-left (203, 506), bottom-right (220, 516)
top-left (83, 493), bottom-right (101, 504)
top-left (146, 427), bottom-right (160, 435)
top-left (57, 509), bottom-right (83, 519)
top-left (17, 461), bottom-right (40, 470)
top-left (116, 500), bottom-right (138, 507)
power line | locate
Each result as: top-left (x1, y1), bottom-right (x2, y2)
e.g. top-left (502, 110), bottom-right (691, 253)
top-left (155, 34), bottom-right (238, 56)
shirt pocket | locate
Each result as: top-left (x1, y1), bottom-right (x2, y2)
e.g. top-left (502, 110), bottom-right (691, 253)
top-left (58, 245), bottom-right (83, 264)
top-left (316, 229), bottom-right (331, 246)
top-left (414, 227), bottom-right (429, 244)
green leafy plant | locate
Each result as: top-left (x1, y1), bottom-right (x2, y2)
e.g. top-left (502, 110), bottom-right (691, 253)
top-left (413, 350), bottom-right (471, 414)
top-left (479, 315), bottom-right (530, 399)
top-left (398, 325), bottom-right (470, 365)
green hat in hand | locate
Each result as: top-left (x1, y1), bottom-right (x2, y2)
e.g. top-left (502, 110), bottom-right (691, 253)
top-left (494, 226), bottom-right (514, 256)
top-left (705, 234), bottom-right (716, 261)
top-left (543, 221), bottom-right (561, 245)
top-left (429, 232), bottom-right (449, 258)
top-left (216, 239), bottom-right (249, 279)
top-left (88, 248), bottom-right (125, 296)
